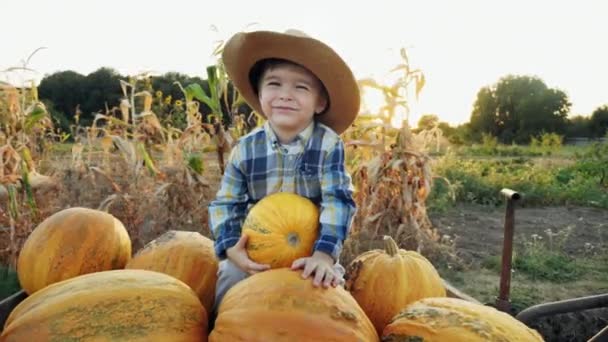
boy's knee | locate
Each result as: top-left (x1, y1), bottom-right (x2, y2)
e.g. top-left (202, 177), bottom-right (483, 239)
top-left (217, 259), bottom-right (248, 286)
top-left (213, 260), bottom-right (248, 312)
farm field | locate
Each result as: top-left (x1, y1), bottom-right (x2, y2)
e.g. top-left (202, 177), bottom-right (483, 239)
top-left (1, 141), bottom-right (606, 341)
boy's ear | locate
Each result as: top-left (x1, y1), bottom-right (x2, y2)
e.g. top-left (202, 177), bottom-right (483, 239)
top-left (315, 97), bottom-right (328, 115)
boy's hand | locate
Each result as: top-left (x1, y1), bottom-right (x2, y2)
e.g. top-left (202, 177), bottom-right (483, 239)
top-left (226, 234), bottom-right (270, 275)
top-left (291, 251), bottom-right (340, 288)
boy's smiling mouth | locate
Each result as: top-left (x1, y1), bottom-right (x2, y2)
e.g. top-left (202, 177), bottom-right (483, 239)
top-left (273, 106), bottom-right (297, 112)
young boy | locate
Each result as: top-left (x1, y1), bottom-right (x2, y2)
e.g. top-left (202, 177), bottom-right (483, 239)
top-left (208, 29), bottom-right (360, 314)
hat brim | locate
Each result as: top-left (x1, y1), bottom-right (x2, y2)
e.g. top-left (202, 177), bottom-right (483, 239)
top-left (222, 30), bottom-right (360, 135)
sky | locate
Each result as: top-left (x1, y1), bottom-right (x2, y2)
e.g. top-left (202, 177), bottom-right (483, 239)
top-left (3, 0), bottom-right (607, 126)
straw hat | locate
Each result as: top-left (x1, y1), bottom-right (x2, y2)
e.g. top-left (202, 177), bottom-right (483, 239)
top-left (222, 29), bottom-right (360, 134)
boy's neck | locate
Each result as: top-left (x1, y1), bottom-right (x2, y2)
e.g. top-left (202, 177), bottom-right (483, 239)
top-left (270, 121), bottom-right (314, 144)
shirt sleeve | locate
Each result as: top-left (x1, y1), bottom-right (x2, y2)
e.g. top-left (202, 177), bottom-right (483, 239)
top-left (208, 145), bottom-right (249, 259)
top-left (313, 139), bottom-right (357, 261)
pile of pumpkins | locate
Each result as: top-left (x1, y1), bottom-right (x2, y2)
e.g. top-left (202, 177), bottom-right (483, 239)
top-left (0, 193), bottom-right (544, 341)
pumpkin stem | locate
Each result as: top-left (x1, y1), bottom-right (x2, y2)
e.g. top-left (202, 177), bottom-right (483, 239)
top-left (287, 232), bottom-right (300, 247)
top-left (383, 235), bottom-right (399, 256)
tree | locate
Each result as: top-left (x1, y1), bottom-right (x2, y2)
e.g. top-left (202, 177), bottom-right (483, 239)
top-left (590, 105), bottom-right (608, 137)
top-left (417, 114), bottom-right (439, 130)
top-left (564, 115), bottom-right (591, 137)
top-left (469, 75), bottom-right (571, 143)
top-left (81, 67), bottom-right (124, 121)
top-left (38, 70), bottom-right (86, 122)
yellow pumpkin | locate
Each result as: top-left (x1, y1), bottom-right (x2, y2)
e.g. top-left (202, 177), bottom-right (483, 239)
top-left (382, 297), bottom-right (544, 341)
top-left (17, 207), bottom-right (132, 294)
top-left (210, 268), bottom-right (379, 342)
top-left (125, 230), bottom-right (218, 315)
top-left (345, 235), bottom-right (446, 335)
top-left (242, 192), bottom-right (319, 268)
top-left (1, 269), bottom-right (208, 342)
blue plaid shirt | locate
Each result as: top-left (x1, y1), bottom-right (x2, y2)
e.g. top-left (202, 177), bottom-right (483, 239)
top-left (208, 120), bottom-right (356, 261)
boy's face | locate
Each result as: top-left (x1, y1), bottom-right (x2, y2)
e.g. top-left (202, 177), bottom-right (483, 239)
top-left (258, 63), bottom-right (327, 134)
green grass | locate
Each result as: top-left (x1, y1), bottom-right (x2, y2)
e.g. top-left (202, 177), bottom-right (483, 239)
top-left (440, 256), bottom-right (608, 313)
top-left (482, 252), bottom-right (587, 283)
top-left (439, 220), bottom-right (608, 312)
top-left (446, 140), bottom-right (596, 159)
top-left (427, 151), bottom-right (608, 210)
top-left (0, 266), bottom-right (21, 300)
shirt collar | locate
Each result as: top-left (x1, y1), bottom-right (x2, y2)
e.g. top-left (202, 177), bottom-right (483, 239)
top-left (265, 120), bottom-right (315, 148)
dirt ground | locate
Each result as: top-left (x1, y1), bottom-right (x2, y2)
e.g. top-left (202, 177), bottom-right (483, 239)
top-left (429, 203), bottom-right (608, 342)
top-left (430, 203), bottom-right (607, 265)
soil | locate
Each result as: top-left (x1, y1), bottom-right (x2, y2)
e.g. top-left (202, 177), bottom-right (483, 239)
top-left (430, 203), bottom-right (607, 266)
top-left (429, 203), bottom-right (608, 342)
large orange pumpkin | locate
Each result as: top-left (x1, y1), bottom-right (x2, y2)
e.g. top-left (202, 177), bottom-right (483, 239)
top-left (210, 268), bottom-right (379, 342)
top-left (345, 235), bottom-right (446, 335)
top-left (382, 297), bottom-right (544, 341)
top-left (1, 269), bottom-right (208, 342)
top-left (242, 192), bottom-right (319, 268)
top-left (17, 207), bottom-right (132, 294)
top-left (125, 230), bottom-right (218, 314)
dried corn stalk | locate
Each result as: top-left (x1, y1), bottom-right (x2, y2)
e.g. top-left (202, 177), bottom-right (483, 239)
top-left (349, 124), bottom-right (439, 255)
top-left (342, 48), bottom-right (445, 262)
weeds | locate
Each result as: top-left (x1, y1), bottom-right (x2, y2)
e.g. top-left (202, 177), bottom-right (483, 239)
top-left (429, 151), bottom-right (608, 208)
top-left (481, 226), bottom-right (607, 283)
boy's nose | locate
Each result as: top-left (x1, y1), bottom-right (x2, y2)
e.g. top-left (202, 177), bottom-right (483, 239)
top-left (278, 88), bottom-right (293, 101)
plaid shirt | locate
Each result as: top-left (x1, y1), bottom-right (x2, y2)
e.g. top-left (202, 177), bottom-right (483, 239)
top-left (208, 120), bottom-right (356, 261)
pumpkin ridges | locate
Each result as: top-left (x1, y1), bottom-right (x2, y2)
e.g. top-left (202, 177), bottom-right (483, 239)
top-left (345, 235), bottom-right (446, 335)
top-left (2, 270), bottom-right (207, 342)
top-left (6, 270), bottom-right (195, 328)
top-left (111, 217), bottom-right (133, 269)
top-left (242, 192), bottom-right (319, 268)
top-left (125, 230), bottom-right (218, 315)
top-left (212, 268), bottom-right (379, 341)
top-left (17, 207), bottom-right (132, 295)
top-left (212, 310), bottom-right (373, 342)
top-left (382, 297), bottom-right (544, 342)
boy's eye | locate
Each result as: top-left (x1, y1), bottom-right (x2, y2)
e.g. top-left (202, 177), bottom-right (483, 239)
top-left (266, 81), bottom-right (280, 86)
top-left (296, 85), bottom-right (310, 91)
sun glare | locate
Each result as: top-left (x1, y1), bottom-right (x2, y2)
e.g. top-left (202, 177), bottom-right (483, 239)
top-left (390, 106), bottom-right (408, 129)
top-left (361, 87), bottom-right (385, 116)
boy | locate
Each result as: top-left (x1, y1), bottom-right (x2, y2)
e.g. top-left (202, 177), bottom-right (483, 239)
top-left (208, 29), bottom-right (360, 314)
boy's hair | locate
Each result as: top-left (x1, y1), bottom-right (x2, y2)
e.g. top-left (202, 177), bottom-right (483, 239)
top-left (248, 58), bottom-right (330, 114)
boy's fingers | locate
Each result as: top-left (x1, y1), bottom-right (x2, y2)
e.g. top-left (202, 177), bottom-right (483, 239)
top-left (323, 272), bottom-right (333, 288)
top-left (236, 234), bottom-right (249, 247)
top-left (291, 258), bottom-right (306, 270)
top-left (301, 261), bottom-right (316, 279)
top-left (313, 267), bottom-right (325, 287)
top-left (331, 276), bottom-right (341, 287)
top-left (248, 261), bottom-right (270, 272)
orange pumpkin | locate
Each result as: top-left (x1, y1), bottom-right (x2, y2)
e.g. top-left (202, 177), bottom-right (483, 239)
top-left (1, 269), bottom-right (208, 342)
top-left (345, 235), bottom-right (446, 335)
top-left (17, 207), bottom-right (132, 294)
top-left (210, 268), bottom-right (379, 342)
top-left (382, 297), bottom-right (544, 341)
top-left (125, 230), bottom-right (218, 314)
top-left (242, 192), bottom-right (319, 268)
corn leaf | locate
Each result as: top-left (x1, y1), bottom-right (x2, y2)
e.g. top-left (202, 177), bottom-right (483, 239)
top-left (185, 83), bottom-right (219, 114)
top-left (24, 104), bottom-right (47, 132)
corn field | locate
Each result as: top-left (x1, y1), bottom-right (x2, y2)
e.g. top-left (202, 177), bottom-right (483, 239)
top-left (0, 46), bottom-right (452, 269)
